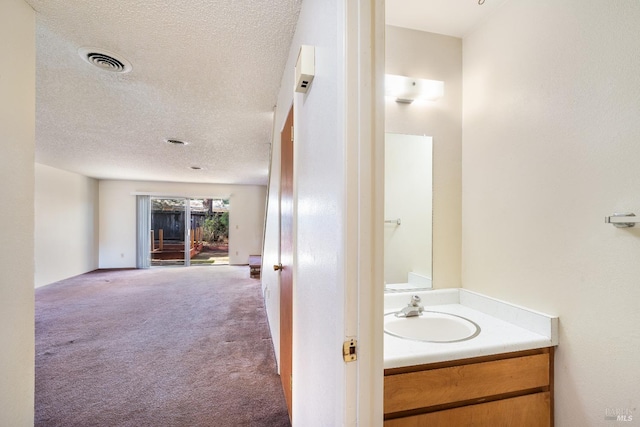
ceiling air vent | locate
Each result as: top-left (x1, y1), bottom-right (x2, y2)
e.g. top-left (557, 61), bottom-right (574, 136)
top-left (78, 47), bottom-right (132, 73)
top-left (166, 139), bottom-right (188, 146)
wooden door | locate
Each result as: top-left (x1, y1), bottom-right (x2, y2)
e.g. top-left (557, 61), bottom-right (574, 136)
top-left (279, 106), bottom-right (294, 419)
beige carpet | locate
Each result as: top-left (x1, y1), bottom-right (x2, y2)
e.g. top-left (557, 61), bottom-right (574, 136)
top-left (36, 266), bottom-right (290, 427)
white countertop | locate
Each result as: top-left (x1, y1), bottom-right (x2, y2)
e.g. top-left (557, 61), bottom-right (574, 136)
top-left (384, 289), bottom-right (558, 369)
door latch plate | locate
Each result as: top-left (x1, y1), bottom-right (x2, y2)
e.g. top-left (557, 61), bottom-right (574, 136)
top-left (343, 339), bottom-right (357, 362)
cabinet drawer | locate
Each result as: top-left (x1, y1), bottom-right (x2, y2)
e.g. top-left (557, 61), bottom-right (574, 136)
top-left (384, 353), bottom-right (550, 414)
top-left (384, 391), bottom-right (551, 427)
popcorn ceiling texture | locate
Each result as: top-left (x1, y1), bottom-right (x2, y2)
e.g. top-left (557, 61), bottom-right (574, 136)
top-left (27, 0), bottom-right (301, 184)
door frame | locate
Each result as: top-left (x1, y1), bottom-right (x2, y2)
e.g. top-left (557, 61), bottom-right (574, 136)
top-left (147, 196), bottom-right (190, 267)
top-left (184, 198), bottom-right (191, 267)
top-left (343, 0), bottom-right (385, 425)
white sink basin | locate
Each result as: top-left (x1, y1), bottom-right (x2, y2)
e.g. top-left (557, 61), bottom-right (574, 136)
top-left (384, 311), bottom-right (481, 343)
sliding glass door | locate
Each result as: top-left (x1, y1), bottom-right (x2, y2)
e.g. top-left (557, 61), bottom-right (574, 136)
top-left (145, 197), bottom-right (230, 267)
top-left (150, 198), bottom-right (188, 266)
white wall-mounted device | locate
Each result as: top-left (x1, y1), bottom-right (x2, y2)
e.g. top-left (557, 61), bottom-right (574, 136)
top-left (295, 45), bottom-right (315, 93)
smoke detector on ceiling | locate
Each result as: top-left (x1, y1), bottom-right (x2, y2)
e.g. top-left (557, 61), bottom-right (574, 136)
top-left (78, 47), bottom-right (132, 73)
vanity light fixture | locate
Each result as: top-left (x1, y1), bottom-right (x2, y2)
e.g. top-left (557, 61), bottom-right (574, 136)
top-left (385, 74), bottom-right (444, 103)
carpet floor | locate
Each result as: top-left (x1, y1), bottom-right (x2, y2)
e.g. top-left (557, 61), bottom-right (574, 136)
top-left (35, 266), bottom-right (290, 427)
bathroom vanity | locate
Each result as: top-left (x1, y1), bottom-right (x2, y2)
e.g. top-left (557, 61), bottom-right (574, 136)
top-left (383, 289), bottom-right (558, 426)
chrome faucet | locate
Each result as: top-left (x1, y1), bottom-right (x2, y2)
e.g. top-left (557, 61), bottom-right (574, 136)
top-left (397, 295), bottom-right (424, 317)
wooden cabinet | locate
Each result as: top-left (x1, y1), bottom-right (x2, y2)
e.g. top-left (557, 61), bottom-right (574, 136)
top-left (384, 347), bottom-right (554, 427)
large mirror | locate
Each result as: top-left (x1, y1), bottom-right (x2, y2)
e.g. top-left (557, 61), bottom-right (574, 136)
top-left (384, 133), bottom-right (433, 292)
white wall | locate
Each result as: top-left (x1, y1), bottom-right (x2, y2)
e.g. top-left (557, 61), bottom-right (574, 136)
top-left (384, 134), bottom-right (432, 284)
top-left (0, 0), bottom-right (35, 424)
top-left (463, 1), bottom-right (640, 425)
top-left (263, 0), bottom-right (351, 424)
top-left (386, 26), bottom-right (462, 288)
top-left (35, 164), bottom-right (99, 287)
top-left (99, 180), bottom-right (265, 268)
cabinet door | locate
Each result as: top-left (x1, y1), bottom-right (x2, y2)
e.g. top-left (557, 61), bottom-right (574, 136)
top-left (384, 392), bottom-right (551, 427)
top-left (385, 353), bottom-right (550, 414)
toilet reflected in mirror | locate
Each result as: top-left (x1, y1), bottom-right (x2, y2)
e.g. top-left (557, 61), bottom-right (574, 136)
top-left (384, 133), bottom-right (432, 292)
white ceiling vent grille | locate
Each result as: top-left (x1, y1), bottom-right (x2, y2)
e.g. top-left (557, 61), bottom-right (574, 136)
top-left (78, 47), bottom-right (132, 73)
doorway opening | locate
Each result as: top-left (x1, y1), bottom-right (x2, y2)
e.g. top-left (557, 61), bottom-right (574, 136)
top-left (150, 197), bottom-right (229, 267)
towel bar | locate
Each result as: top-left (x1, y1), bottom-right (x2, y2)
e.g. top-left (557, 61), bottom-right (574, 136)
top-left (605, 213), bottom-right (640, 228)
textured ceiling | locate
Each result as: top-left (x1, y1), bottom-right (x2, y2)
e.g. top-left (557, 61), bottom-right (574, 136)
top-left (27, 0), bottom-right (302, 185)
top-left (28, 0), bottom-right (502, 186)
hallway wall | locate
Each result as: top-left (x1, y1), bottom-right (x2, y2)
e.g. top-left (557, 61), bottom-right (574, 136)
top-left (98, 180), bottom-right (265, 268)
top-left (263, 0), bottom-right (352, 424)
top-left (35, 163), bottom-right (99, 287)
top-left (0, 0), bottom-right (35, 425)
top-left (462, 1), bottom-right (640, 424)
